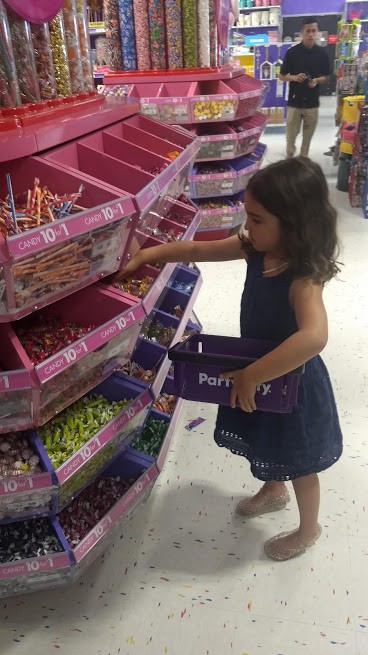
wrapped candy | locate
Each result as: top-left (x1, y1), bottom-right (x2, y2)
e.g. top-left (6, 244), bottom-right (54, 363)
top-left (49, 12), bottom-right (72, 96)
top-left (181, 0), bottom-right (198, 68)
top-left (62, 0), bottom-right (85, 93)
top-left (198, 0), bottom-right (210, 67)
top-left (118, 0), bottom-right (137, 71)
top-left (164, 0), bottom-right (183, 69)
top-left (75, 0), bottom-right (94, 91)
top-left (30, 23), bottom-right (57, 100)
top-left (132, 0), bottom-right (151, 70)
top-left (0, 0), bottom-right (20, 107)
top-left (5, 5), bottom-right (41, 104)
top-left (209, 0), bottom-right (217, 67)
top-left (104, 0), bottom-right (123, 71)
top-left (148, 0), bottom-right (166, 70)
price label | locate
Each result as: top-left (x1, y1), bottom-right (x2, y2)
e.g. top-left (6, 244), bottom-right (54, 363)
top-left (0, 375), bottom-right (9, 391)
top-left (26, 557), bottom-right (54, 573)
top-left (115, 309), bottom-right (136, 332)
top-left (63, 341), bottom-right (88, 364)
top-left (0, 477), bottom-right (34, 495)
top-left (39, 223), bottom-right (69, 245)
top-left (142, 103), bottom-right (158, 116)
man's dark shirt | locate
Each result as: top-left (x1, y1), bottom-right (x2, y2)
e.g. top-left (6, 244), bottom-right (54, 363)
top-left (280, 43), bottom-right (331, 109)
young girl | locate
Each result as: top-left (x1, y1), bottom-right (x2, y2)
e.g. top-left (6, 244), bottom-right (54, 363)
top-left (118, 157), bottom-right (343, 562)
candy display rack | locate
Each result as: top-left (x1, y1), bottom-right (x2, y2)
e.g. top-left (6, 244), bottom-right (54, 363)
top-left (101, 66), bottom-right (267, 239)
top-left (0, 80), bottom-right (204, 594)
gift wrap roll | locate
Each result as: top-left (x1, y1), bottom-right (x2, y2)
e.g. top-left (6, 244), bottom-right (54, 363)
top-left (148, 0), bottom-right (166, 70)
top-left (164, 0), bottom-right (183, 69)
top-left (49, 12), bottom-right (72, 96)
top-left (0, 0), bottom-right (21, 107)
top-left (118, 0), bottom-right (137, 71)
top-left (104, 0), bottom-right (123, 70)
top-left (76, 0), bottom-right (94, 90)
top-left (133, 0), bottom-right (151, 70)
top-left (181, 0), bottom-right (198, 68)
top-left (6, 5), bottom-right (41, 103)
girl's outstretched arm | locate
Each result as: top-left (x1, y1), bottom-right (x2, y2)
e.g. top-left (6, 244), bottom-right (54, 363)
top-left (221, 279), bottom-right (328, 412)
top-left (117, 234), bottom-right (245, 279)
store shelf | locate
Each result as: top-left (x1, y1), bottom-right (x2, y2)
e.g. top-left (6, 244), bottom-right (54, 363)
top-left (0, 98), bottom-right (140, 164)
top-left (104, 66), bottom-right (245, 85)
top-left (239, 5), bottom-right (281, 9)
top-left (231, 24), bottom-right (279, 29)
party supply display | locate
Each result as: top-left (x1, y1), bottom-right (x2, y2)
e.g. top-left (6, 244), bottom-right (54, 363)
top-left (182, 0), bottom-right (198, 68)
top-left (103, 0), bottom-right (123, 70)
top-left (49, 12), bottom-right (72, 96)
top-left (30, 23), bottom-right (57, 100)
top-left (62, 0), bottom-right (85, 94)
top-left (5, 5), bottom-right (41, 105)
top-left (132, 0), bottom-right (151, 70)
top-left (75, 0), bottom-right (94, 91)
top-left (148, 0), bottom-right (167, 69)
top-left (198, 0), bottom-right (210, 67)
top-left (164, 0), bottom-right (183, 69)
top-left (118, 0), bottom-right (137, 71)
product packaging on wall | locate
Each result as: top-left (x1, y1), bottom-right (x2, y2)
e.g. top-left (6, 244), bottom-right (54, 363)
top-left (254, 43), bottom-right (291, 124)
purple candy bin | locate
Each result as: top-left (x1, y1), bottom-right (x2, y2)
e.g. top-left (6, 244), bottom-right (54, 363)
top-left (33, 374), bottom-right (152, 510)
top-left (0, 516), bottom-right (72, 599)
top-left (66, 447), bottom-right (158, 580)
top-left (168, 334), bottom-right (304, 414)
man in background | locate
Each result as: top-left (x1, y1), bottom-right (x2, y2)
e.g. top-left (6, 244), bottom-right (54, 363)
top-left (279, 17), bottom-right (330, 158)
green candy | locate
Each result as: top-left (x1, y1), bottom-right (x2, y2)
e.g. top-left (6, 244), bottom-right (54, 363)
top-left (133, 418), bottom-right (168, 458)
top-left (39, 395), bottom-right (128, 470)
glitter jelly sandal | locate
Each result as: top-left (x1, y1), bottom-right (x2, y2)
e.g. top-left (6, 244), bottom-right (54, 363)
top-left (264, 524), bottom-right (322, 562)
top-left (236, 490), bottom-right (291, 518)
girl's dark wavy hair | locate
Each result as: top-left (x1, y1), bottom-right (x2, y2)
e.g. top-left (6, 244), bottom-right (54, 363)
top-left (240, 157), bottom-right (341, 284)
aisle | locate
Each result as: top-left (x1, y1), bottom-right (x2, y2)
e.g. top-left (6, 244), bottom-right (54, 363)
top-left (1, 97), bottom-right (368, 655)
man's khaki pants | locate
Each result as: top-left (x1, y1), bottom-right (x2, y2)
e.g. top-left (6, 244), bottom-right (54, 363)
top-left (286, 107), bottom-right (319, 158)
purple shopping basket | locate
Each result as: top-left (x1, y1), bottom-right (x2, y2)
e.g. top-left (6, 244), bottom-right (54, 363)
top-left (168, 334), bottom-right (304, 414)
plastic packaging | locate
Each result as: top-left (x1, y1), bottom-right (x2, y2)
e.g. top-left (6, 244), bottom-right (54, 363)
top-left (49, 13), bottom-right (72, 96)
top-left (30, 23), bottom-right (57, 100)
top-left (0, 0), bottom-right (21, 107)
top-left (75, 0), bottom-right (94, 91)
top-left (103, 0), bottom-right (123, 71)
top-left (62, 0), bottom-right (85, 93)
top-left (164, 0), bottom-right (183, 69)
top-left (132, 0), bottom-right (151, 70)
top-left (117, 0), bottom-right (137, 71)
top-left (5, 5), bottom-right (41, 104)
top-left (148, 0), bottom-right (166, 70)
top-left (198, 0), bottom-right (210, 67)
top-left (182, 0), bottom-right (198, 68)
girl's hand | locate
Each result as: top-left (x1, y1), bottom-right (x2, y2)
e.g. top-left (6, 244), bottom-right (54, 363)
top-left (220, 367), bottom-right (258, 413)
top-left (113, 251), bottom-right (144, 282)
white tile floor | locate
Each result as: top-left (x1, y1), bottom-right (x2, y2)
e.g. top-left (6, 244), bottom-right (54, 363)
top-left (1, 97), bottom-right (368, 655)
